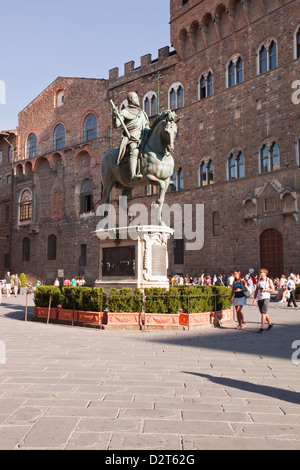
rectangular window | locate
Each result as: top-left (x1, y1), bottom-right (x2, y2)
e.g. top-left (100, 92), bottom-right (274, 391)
top-left (4, 254), bottom-right (9, 269)
top-left (79, 244), bottom-right (87, 266)
top-left (174, 239), bottom-right (184, 265)
top-left (5, 205), bottom-right (10, 224)
top-left (0, 151), bottom-right (3, 164)
top-left (264, 197), bottom-right (275, 212)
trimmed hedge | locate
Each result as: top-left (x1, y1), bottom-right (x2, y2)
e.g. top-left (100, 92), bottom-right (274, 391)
top-left (34, 285), bottom-right (231, 313)
top-left (34, 286), bottom-right (106, 311)
top-left (107, 288), bottom-right (143, 313)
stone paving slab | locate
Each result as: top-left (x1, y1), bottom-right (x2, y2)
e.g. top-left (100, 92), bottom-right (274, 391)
top-left (0, 295), bottom-right (300, 450)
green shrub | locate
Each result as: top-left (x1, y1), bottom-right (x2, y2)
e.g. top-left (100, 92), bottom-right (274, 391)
top-left (61, 286), bottom-right (106, 311)
top-left (107, 288), bottom-right (143, 312)
top-left (34, 286), bottom-right (63, 308)
top-left (167, 287), bottom-right (181, 314)
top-left (144, 287), bottom-right (168, 313)
top-left (19, 273), bottom-right (27, 288)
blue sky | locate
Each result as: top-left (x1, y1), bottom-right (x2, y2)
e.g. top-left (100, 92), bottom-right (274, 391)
top-left (0, 0), bottom-right (171, 131)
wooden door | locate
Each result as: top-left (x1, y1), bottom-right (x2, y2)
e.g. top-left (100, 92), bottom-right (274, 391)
top-left (260, 229), bottom-right (283, 278)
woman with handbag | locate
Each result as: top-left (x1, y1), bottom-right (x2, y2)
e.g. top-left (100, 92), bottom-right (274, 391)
top-left (230, 271), bottom-right (247, 329)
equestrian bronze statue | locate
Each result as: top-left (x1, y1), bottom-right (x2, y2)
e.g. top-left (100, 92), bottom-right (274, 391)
top-left (100, 93), bottom-right (179, 226)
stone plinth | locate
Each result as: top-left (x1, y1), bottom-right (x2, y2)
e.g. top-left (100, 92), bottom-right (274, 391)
top-left (93, 225), bottom-right (174, 293)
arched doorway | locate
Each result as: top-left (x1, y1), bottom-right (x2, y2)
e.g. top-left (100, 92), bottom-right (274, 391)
top-left (260, 229), bottom-right (283, 277)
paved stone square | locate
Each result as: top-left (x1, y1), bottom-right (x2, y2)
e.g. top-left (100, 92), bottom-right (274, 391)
top-left (0, 294), bottom-right (299, 450)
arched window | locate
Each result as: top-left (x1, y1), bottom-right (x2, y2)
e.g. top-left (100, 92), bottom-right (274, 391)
top-left (199, 72), bottom-right (213, 99)
top-left (53, 124), bottom-right (65, 151)
top-left (22, 237), bottom-right (30, 262)
top-left (83, 113), bottom-right (97, 142)
top-left (56, 90), bottom-right (64, 107)
top-left (259, 40), bottom-right (277, 74)
top-left (228, 152), bottom-right (244, 180)
top-left (227, 57), bottom-right (243, 87)
top-left (26, 133), bottom-right (37, 158)
top-left (178, 168), bottom-right (184, 190)
top-left (144, 92), bottom-right (157, 117)
top-left (199, 160), bottom-right (214, 186)
top-left (260, 143), bottom-right (279, 173)
top-left (19, 189), bottom-right (32, 222)
top-left (47, 235), bottom-right (57, 261)
top-left (170, 168), bottom-right (184, 191)
top-left (80, 179), bottom-right (93, 213)
top-left (169, 83), bottom-right (184, 110)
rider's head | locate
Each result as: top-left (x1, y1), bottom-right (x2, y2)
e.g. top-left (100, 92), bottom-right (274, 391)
top-left (127, 92), bottom-right (140, 107)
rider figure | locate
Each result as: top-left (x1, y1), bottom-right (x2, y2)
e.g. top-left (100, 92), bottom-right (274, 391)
top-left (112, 92), bottom-right (150, 181)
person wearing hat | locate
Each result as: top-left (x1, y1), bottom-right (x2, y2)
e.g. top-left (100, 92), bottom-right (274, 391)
top-left (113, 91), bottom-right (150, 181)
top-left (287, 274), bottom-right (298, 308)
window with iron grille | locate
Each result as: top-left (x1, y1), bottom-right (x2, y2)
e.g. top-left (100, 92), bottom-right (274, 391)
top-left (80, 179), bottom-right (94, 213)
top-left (19, 190), bottom-right (32, 222)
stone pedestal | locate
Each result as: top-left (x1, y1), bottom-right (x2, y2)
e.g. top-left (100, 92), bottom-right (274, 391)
top-left (93, 225), bottom-right (174, 293)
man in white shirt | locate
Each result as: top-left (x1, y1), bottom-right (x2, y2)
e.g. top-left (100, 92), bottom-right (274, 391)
top-left (253, 268), bottom-right (275, 333)
top-left (287, 274), bottom-right (298, 308)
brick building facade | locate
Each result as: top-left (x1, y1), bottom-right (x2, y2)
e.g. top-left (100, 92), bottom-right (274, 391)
top-left (5, 0), bottom-right (300, 282)
top-left (0, 130), bottom-right (16, 277)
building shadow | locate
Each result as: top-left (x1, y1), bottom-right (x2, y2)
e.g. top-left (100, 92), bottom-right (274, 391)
top-left (183, 371), bottom-right (300, 405)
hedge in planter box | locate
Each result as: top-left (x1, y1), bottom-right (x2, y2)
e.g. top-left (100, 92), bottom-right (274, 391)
top-left (144, 287), bottom-right (168, 313)
top-left (34, 286), bottom-right (63, 308)
top-left (61, 286), bottom-right (106, 311)
top-left (107, 288), bottom-right (143, 313)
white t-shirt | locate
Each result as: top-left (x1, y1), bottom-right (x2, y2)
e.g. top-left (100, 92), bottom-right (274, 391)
top-left (256, 278), bottom-right (271, 301)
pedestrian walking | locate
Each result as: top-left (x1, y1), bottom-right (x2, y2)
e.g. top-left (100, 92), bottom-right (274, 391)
top-left (13, 274), bottom-right (20, 297)
top-left (253, 268), bottom-right (275, 333)
top-left (286, 274), bottom-right (298, 308)
top-left (230, 270), bottom-right (247, 329)
top-left (5, 272), bottom-right (11, 297)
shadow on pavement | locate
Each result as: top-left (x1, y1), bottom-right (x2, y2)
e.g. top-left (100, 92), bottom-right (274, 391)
top-left (183, 371), bottom-right (300, 405)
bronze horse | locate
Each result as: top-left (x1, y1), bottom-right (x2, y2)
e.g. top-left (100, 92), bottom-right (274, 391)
top-left (100, 110), bottom-right (179, 225)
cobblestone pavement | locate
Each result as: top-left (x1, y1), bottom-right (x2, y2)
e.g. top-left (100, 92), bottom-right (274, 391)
top-left (0, 294), bottom-right (299, 450)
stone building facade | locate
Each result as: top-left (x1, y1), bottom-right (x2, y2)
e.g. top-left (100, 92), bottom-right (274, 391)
top-left (7, 0), bottom-right (300, 282)
top-left (0, 130), bottom-right (16, 277)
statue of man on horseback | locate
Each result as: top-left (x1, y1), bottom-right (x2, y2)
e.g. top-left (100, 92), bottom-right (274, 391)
top-left (100, 92), bottom-right (179, 225)
top-left (112, 91), bottom-right (150, 181)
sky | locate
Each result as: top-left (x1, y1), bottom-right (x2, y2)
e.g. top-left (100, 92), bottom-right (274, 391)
top-left (0, 0), bottom-right (171, 131)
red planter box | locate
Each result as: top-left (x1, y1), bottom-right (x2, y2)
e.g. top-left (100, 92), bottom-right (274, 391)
top-left (179, 312), bottom-right (211, 326)
top-left (145, 313), bottom-right (180, 328)
top-left (105, 312), bottom-right (141, 326)
top-left (77, 310), bottom-right (103, 325)
top-left (34, 307), bottom-right (58, 319)
top-left (57, 308), bottom-right (78, 322)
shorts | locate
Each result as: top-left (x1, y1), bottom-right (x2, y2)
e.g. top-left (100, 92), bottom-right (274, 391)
top-left (258, 299), bottom-right (269, 314)
top-left (232, 296), bottom-right (246, 306)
